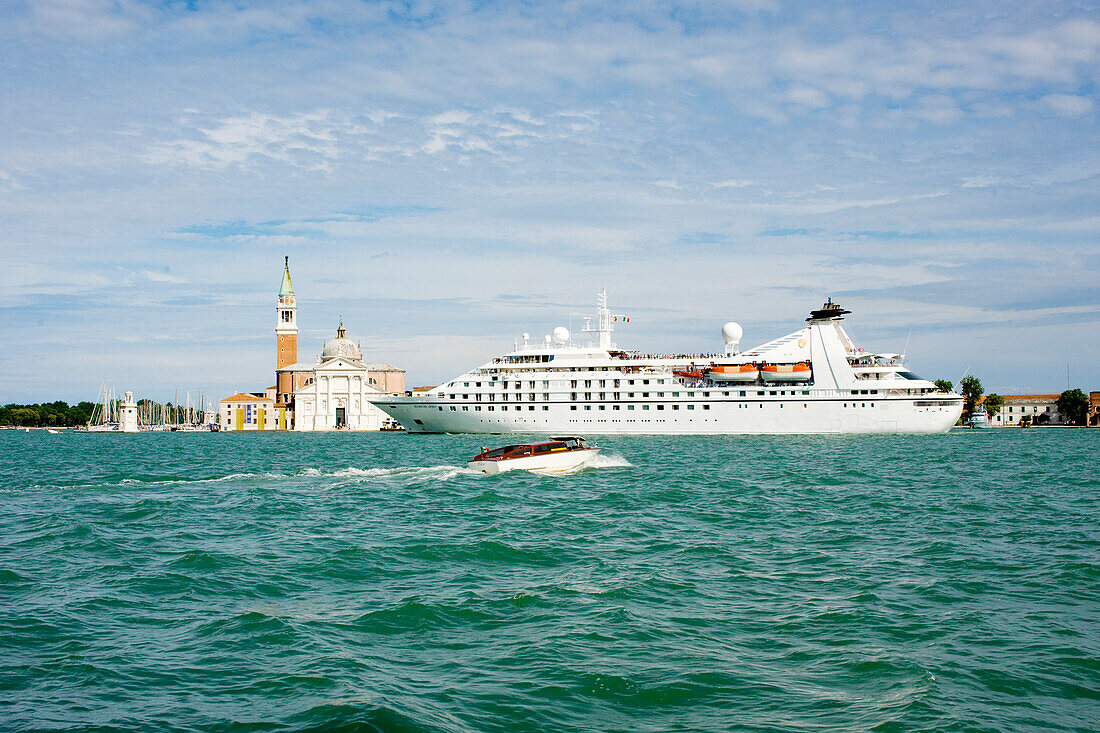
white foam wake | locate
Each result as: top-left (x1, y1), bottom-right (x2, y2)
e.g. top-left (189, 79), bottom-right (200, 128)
top-left (300, 465), bottom-right (482, 481)
top-left (589, 452), bottom-right (633, 469)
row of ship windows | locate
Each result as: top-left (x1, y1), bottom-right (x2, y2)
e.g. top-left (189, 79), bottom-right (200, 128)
top-left (451, 377), bottom-right (664, 388)
top-left (441, 389), bottom-right (887, 401)
top-left (435, 403), bottom-right (885, 412)
top-left (445, 382), bottom-right (890, 397)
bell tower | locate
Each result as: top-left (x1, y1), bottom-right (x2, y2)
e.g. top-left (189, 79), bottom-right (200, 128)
top-left (276, 256), bottom-right (298, 370)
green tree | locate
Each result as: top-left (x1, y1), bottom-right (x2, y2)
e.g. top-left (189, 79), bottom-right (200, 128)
top-left (984, 393), bottom-right (1004, 420)
top-left (934, 379), bottom-right (953, 393)
top-left (10, 407), bottom-right (39, 426)
top-left (959, 376), bottom-right (983, 414)
top-left (1056, 389), bottom-right (1089, 425)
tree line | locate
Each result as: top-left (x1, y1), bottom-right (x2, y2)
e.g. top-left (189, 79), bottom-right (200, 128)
top-left (0, 401), bottom-right (97, 427)
top-left (933, 378), bottom-right (1091, 425)
top-left (0, 399), bottom-right (202, 427)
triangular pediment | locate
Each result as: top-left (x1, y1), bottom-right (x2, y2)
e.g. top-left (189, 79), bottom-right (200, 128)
top-left (314, 357), bottom-right (367, 372)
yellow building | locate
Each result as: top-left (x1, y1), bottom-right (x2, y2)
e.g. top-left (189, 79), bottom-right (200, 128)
top-left (219, 393), bottom-right (278, 431)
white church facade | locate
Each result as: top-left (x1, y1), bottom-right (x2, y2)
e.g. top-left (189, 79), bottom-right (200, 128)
top-left (220, 259), bottom-right (405, 431)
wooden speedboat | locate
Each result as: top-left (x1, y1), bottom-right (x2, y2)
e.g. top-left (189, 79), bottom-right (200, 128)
top-left (468, 436), bottom-right (600, 474)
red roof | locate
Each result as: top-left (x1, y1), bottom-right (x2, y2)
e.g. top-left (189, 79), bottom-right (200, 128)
top-left (220, 393), bottom-right (274, 403)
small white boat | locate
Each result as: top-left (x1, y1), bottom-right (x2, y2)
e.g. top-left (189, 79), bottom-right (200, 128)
top-left (468, 436), bottom-right (600, 475)
top-left (47, 429), bottom-right (59, 434)
top-left (968, 407), bottom-right (991, 429)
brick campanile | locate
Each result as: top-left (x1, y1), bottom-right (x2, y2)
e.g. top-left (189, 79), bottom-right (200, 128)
top-left (275, 256), bottom-right (298, 371)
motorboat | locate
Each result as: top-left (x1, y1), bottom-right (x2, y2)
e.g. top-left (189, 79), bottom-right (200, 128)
top-left (468, 436), bottom-right (600, 474)
top-left (968, 407), bottom-right (991, 429)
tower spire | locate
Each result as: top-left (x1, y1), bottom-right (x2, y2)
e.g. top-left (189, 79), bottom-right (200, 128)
top-left (280, 256), bottom-right (294, 297)
top-left (275, 257), bottom-right (298, 375)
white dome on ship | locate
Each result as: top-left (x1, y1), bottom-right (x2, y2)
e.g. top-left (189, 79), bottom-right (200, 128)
top-left (721, 322), bottom-right (743, 345)
top-left (321, 322), bottom-right (362, 361)
top-left (552, 326), bottom-right (569, 344)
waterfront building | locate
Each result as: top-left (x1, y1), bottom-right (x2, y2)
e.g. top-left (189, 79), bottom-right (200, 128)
top-left (220, 393), bottom-right (286, 431)
top-left (989, 394), bottom-right (1063, 426)
top-left (219, 259), bottom-right (405, 431)
top-left (286, 321), bottom-right (404, 431)
top-left (1090, 391), bottom-right (1100, 427)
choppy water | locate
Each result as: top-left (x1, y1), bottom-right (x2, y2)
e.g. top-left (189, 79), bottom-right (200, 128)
top-left (1, 429), bottom-right (1098, 732)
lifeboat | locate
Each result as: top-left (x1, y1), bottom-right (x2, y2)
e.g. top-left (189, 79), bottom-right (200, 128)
top-left (707, 364), bottom-right (760, 382)
top-left (760, 362), bottom-right (812, 382)
top-left (467, 436), bottom-right (600, 475)
top-left (673, 369), bottom-right (706, 379)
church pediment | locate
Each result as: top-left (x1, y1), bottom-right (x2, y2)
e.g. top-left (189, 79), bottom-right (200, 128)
top-left (314, 357), bottom-right (367, 372)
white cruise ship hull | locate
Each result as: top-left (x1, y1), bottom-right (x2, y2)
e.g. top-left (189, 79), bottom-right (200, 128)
top-left (373, 395), bottom-right (960, 435)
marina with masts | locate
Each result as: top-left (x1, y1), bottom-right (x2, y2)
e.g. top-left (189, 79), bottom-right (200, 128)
top-left (80, 379), bottom-right (219, 432)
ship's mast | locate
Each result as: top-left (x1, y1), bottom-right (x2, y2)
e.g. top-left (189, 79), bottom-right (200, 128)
top-left (582, 289), bottom-right (625, 350)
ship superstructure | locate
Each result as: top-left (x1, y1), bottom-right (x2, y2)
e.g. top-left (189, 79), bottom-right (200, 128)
top-left (370, 292), bottom-right (963, 434)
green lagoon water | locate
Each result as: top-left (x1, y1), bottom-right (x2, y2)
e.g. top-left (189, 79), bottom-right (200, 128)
top-left (1, 429), bottom-right (1098, 732)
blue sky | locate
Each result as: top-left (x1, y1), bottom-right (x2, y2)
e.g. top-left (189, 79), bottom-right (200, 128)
top-left (2, 0), bottom-right (1098, 401)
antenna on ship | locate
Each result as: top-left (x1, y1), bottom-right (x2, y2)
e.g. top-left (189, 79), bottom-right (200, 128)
top-left (582, 289), bottom-right (628, 350)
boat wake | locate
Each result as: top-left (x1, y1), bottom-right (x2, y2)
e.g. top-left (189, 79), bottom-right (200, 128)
top-left (590, 452), bottom-right (633, 469)
top-left (300, 465), bottom-right (482, 482)
top-left (541, 452), bottom-right (633, 476)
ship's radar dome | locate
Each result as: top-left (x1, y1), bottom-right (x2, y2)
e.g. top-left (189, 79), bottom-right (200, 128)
top-left (552, 326), bottom-right (569, 344)
top-left (721, 322), bottom-right (743, 345)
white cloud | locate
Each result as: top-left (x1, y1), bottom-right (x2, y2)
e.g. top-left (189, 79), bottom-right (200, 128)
top-left (141, 270), bottom-right (188, 284)
top-left (1039, 93), bottom-right (1094, 117)
top-left (786, 86), bottom-right (831, 109)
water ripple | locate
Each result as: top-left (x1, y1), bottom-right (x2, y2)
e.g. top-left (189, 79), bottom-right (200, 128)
top-left (1, 430), bottom-right (1098, 732)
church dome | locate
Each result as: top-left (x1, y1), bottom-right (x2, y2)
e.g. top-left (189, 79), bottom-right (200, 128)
top-left (321, 322), bottom-right (362, 362)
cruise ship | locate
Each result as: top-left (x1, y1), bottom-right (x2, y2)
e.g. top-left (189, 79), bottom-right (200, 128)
top-left (370, 292), bottom-right (963, 434)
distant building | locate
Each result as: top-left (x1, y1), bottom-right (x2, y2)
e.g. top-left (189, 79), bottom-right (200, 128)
top-left (221, 393), bottom-right (279, 431)
top-left (285, 322), bottom-right (404, 431)
top-left (989, 394), bottom-right (1063, 426)
top-left (220, 259), bottom-right (406, 431)
top-left (1090, 391), bottom-right (1100, 427)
